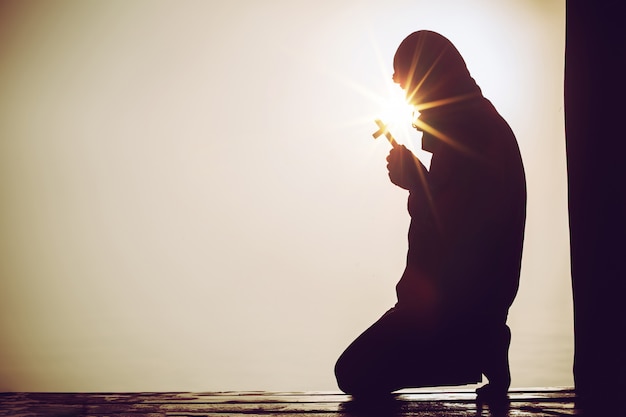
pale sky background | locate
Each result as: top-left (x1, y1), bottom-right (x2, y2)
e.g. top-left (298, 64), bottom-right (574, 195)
top-left (0, 0), bottom-right (570, 392)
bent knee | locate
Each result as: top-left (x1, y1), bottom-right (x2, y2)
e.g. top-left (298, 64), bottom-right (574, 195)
top-left (335, 355), bottom-right (395, 396)
top-left (334, 354), bottom-right (364, 395)
top-left (334, 355), bottom-right (352, 394)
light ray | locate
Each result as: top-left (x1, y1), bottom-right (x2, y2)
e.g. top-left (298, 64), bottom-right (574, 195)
top-left (410, 147), bottom-right (443, 234)
top-left (405, 49), bottom-right (448, 105)
top-left (415, 92), bottom-right (480, 112)
top-left (412, 117), bottom-right (484, 162)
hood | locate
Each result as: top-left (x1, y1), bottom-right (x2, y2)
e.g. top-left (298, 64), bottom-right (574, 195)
top-left (393, 30), bottom-right (482, 111)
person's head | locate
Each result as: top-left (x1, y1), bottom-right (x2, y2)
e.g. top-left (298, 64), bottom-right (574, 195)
top-left (393, 31), bottom-right (480, 108)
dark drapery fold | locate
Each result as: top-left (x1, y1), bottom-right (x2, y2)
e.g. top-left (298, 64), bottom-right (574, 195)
top-left (565, 0), bottom-right (626, 406)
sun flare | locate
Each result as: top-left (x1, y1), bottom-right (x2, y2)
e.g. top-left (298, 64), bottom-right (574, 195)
top-left (377, 86), bottom-right (416, 132)
top-left (371, 83), bottom-right (426, 156)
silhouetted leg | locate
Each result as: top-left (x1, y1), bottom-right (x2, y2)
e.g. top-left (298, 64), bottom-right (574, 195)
top-left (477, 323), bottom-right (511, 400)
top-left (334, 308), bottom-right (415, 395)
top-left (335, 308), bottom-right (481, 396)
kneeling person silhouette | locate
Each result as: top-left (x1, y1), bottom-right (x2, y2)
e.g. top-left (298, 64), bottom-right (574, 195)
top-left (334, 31), bottom-right (526, 400)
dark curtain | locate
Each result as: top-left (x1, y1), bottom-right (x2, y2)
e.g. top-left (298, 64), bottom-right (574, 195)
top-left (565, 0), bottom-right (626, 404)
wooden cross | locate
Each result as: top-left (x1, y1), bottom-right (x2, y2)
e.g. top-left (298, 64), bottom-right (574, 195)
top-left (372, 119), bottom-right (398, 148)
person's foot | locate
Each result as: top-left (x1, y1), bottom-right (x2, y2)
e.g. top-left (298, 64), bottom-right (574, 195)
top-left (479, 324), bottom-right (511, 398)
top-left (476, 383), bottom-right (510, 417)
top-left (476, 382), bottom-right (508, 401)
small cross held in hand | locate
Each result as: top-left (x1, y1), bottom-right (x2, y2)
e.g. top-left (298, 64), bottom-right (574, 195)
top-left (372, 119), bottom-right (399, 148)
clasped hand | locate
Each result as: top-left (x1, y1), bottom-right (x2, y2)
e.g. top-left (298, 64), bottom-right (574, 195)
top-left (386, 145), bottom-right (426, 190)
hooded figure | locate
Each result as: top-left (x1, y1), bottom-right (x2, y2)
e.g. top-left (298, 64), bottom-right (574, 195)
top-left (335, 31), bottom-right (526, 399)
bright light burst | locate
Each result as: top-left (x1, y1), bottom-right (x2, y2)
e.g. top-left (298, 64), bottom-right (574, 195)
top-left (377, 86), bottom-right (416, 134)
top-left (372, 82), bottom-right (433, 167)
top-left (370, 80), bottom-right (426, 157)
